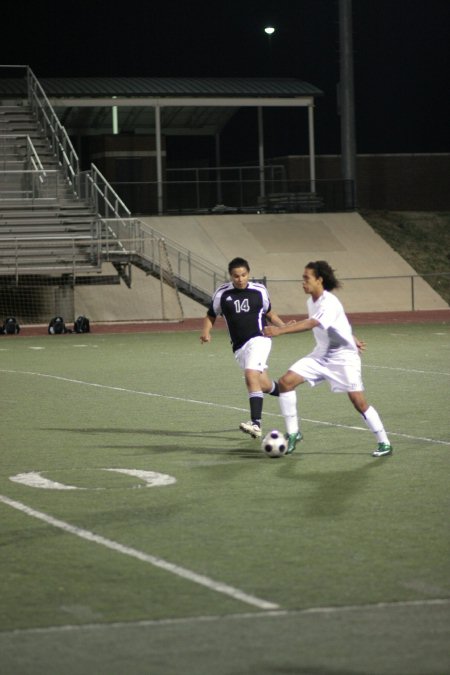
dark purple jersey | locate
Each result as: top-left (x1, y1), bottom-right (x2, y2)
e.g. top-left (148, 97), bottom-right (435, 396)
top-left (208, 281), bottom-right (271, 351)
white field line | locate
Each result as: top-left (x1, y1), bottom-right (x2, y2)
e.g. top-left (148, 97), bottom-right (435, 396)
top-left (0, 495), bottom-right (279, 611)
top-left (1, 598), bottom-right (448, 636)
top-left (290, 418), bottom-right (450, 446)
top-left (364, 365), bottom-right (450, 376)
top-left (1, 368), bottom-right (449, 446)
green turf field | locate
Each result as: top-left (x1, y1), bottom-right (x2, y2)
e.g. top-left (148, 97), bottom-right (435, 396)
top-left (0, 323), bottom-right (449, 674)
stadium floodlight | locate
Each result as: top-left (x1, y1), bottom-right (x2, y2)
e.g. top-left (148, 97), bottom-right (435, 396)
top-left (264, 27), bottom-right (275, 74)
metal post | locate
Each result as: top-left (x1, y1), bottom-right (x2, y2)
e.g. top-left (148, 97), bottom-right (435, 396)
top-left (112, 105), bottom-right (119, 135)
top-left (257, 107), bottom-right (265, 197)
top-left (215, 133), bottom-right (222, 205)
top-left (159, 239), bottom-right (166, 320)
top-left (155, 104), bottom-right (163, 215)
top-left (339, 0), bottom-right (357, 209)
top-left (239, 167), bottom-right (244, 207)
top-left (308, 105), bottom-right (316, 193)
top-left (187, 250), bottom-right (192, 290)
top-left (196, 168), bottom-right (200, 210)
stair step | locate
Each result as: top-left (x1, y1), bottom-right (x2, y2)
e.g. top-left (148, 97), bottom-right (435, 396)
top-left (0, 202), bottom-right (92, 213)
top-left (1, 223), bottom-right (95, 232)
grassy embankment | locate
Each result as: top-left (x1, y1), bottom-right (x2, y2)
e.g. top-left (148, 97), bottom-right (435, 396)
top-left (361, 210), bottom-right (450, 305)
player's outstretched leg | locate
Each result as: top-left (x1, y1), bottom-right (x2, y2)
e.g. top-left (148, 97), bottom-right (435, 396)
top-left (361, 405), bottom-right (393, 457)
top-left (279, 390), bottom-right (302, 454)
top-left (348, 393), bottom-right (392, 457)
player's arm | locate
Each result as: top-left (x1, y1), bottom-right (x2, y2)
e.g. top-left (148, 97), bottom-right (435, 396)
top-left (265, 309), bottom-right (287, 328)
top-left (264, 317), bottom-right (319, 337)
top-left (200, 313), bottom-right (216, 344)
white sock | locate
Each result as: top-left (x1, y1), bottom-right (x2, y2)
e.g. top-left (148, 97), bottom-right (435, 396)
top-left (279, 391), bottom-right (299, 434)
top-left (362, 406), bottom-right (390, 444)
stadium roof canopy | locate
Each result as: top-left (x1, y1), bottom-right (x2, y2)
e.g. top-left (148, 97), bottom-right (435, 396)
top-left (0, 70), bottom-right (324, 212)
top-left (0, 74), bottom-right (323, 138)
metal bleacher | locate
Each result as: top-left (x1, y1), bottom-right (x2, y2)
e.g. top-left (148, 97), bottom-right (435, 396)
top-left (0, 102), bottom-right (101, 275)
top-left (0, 67), bottom-right (227, 309)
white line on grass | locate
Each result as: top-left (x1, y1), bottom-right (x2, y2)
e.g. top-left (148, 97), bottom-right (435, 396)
top-left (1, 368), bottom-right (449, 446)
top-left (364, 365), bottom-right (450, 377)
top-left (1, 369), bottom-right (449, 446)
top-left (290, 417), bottom-right (450, 446)
top-left (2, 598), bottom-right (448, 636)
top-left (0, 495), bottom-right (279, 611)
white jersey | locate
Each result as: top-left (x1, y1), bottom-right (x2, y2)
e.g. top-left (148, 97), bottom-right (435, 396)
top-left (307, 290), bottom-right (357, 359)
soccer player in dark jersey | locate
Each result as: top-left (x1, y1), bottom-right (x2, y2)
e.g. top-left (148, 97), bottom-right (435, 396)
top-left (200, 257), bottom-right (286, 438)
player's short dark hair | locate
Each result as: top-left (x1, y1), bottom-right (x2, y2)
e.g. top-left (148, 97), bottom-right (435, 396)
top-left (306, 260), bottom-right (341, 291)
top-left (228, 257), bottom-right (250, 274)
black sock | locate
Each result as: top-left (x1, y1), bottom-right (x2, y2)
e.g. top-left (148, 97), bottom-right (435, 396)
top-left (268, 381), bottom-right (279, 397)
top-left (249, 392), bottom-right (263, 426)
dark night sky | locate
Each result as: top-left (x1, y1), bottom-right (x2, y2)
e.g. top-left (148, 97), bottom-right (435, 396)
top-left (3, 0), bottom-right (450, 159)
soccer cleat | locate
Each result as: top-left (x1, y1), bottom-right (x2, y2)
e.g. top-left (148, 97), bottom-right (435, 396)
top-left (285, 431), bottom-right (303, 454)
top-left (372, 442), bottom-right (393, 457)
top-left (239, 421), bottom-right (262, 438)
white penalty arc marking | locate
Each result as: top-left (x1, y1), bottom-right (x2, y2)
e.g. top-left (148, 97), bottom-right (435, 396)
top-left (0, 495), bottom-right (279, 611)
top-left (1, 368), bottom-right (449, 447)
top-left (9, 469), bottom-right (176, 490)
top-left (104, 468), bottom-right (176, 487)
top-left (10, 472), bottom-right (81, 490)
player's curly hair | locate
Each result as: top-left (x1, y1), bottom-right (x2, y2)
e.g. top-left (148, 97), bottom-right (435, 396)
top-left (306, 260), bottom-right (341, 291)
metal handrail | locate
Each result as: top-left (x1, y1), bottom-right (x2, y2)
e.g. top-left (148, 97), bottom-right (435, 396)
top-left (81, 164), bottom-right (131, 219)
top-left (0, 167), bottom-right (60, 201)
top-left (26, 67), bottom-right (79, 195)
top-left (0, 133), bottom-right (46, 176)
top-left (139, 220), bottom-right (227, 291)
top-left (100, 218), bottom-right (227, 296)
top-left (110, 176), bottom-right (352, 214)
top-left (25, 136), bottom-right (46, 182)
top-left (0, 68), bottom-right (133, 217)
top-left (265, 274), bottom-right (450, 312)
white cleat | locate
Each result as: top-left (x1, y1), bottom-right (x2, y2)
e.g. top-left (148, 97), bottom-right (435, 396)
top-left (239, 421), bottom-right (262, 438)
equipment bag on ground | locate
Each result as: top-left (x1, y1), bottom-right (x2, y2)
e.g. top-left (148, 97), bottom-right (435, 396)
top-left (73, 316), bottom-right (90, 333)
top-left (2, 317), bottom-right (20, 335)
top-left (48, 316), bottom-right (68, 334)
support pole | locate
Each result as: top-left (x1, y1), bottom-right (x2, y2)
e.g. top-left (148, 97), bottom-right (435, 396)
top-left (308, 105), bottom-right (316, 193)
top-left (112, 105), bottom-right (119, 135)
top-left (155, 104), bottom-right (163, 215)
top-left (215, 132), bottom-right (222, 204)
top-left (339, 0), bottom-right (357, 209)
top-left (257, 107), bottom-right (265, 197)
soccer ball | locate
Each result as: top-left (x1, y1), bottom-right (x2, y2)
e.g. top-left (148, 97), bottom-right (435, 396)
top-left (261, 430), bottom-right (288, 458)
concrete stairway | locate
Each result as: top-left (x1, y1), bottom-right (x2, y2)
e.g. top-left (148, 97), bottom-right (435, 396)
top-left (0, 104), bottom-right (100, 273)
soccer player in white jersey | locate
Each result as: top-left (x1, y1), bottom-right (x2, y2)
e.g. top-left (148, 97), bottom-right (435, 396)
top-left (264, 260), bottom-right (393, 457)
top-left (200, 257), bottom-right (286, 438)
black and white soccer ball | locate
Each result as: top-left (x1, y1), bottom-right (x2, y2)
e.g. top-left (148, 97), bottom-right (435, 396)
top-left (261, 430), bottom-right (288, 458)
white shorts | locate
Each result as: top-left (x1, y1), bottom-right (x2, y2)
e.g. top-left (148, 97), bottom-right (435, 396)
top-left (234, 336), bottom-right (272, 372)
top-left (289, 352), bottom-right (364, 393)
